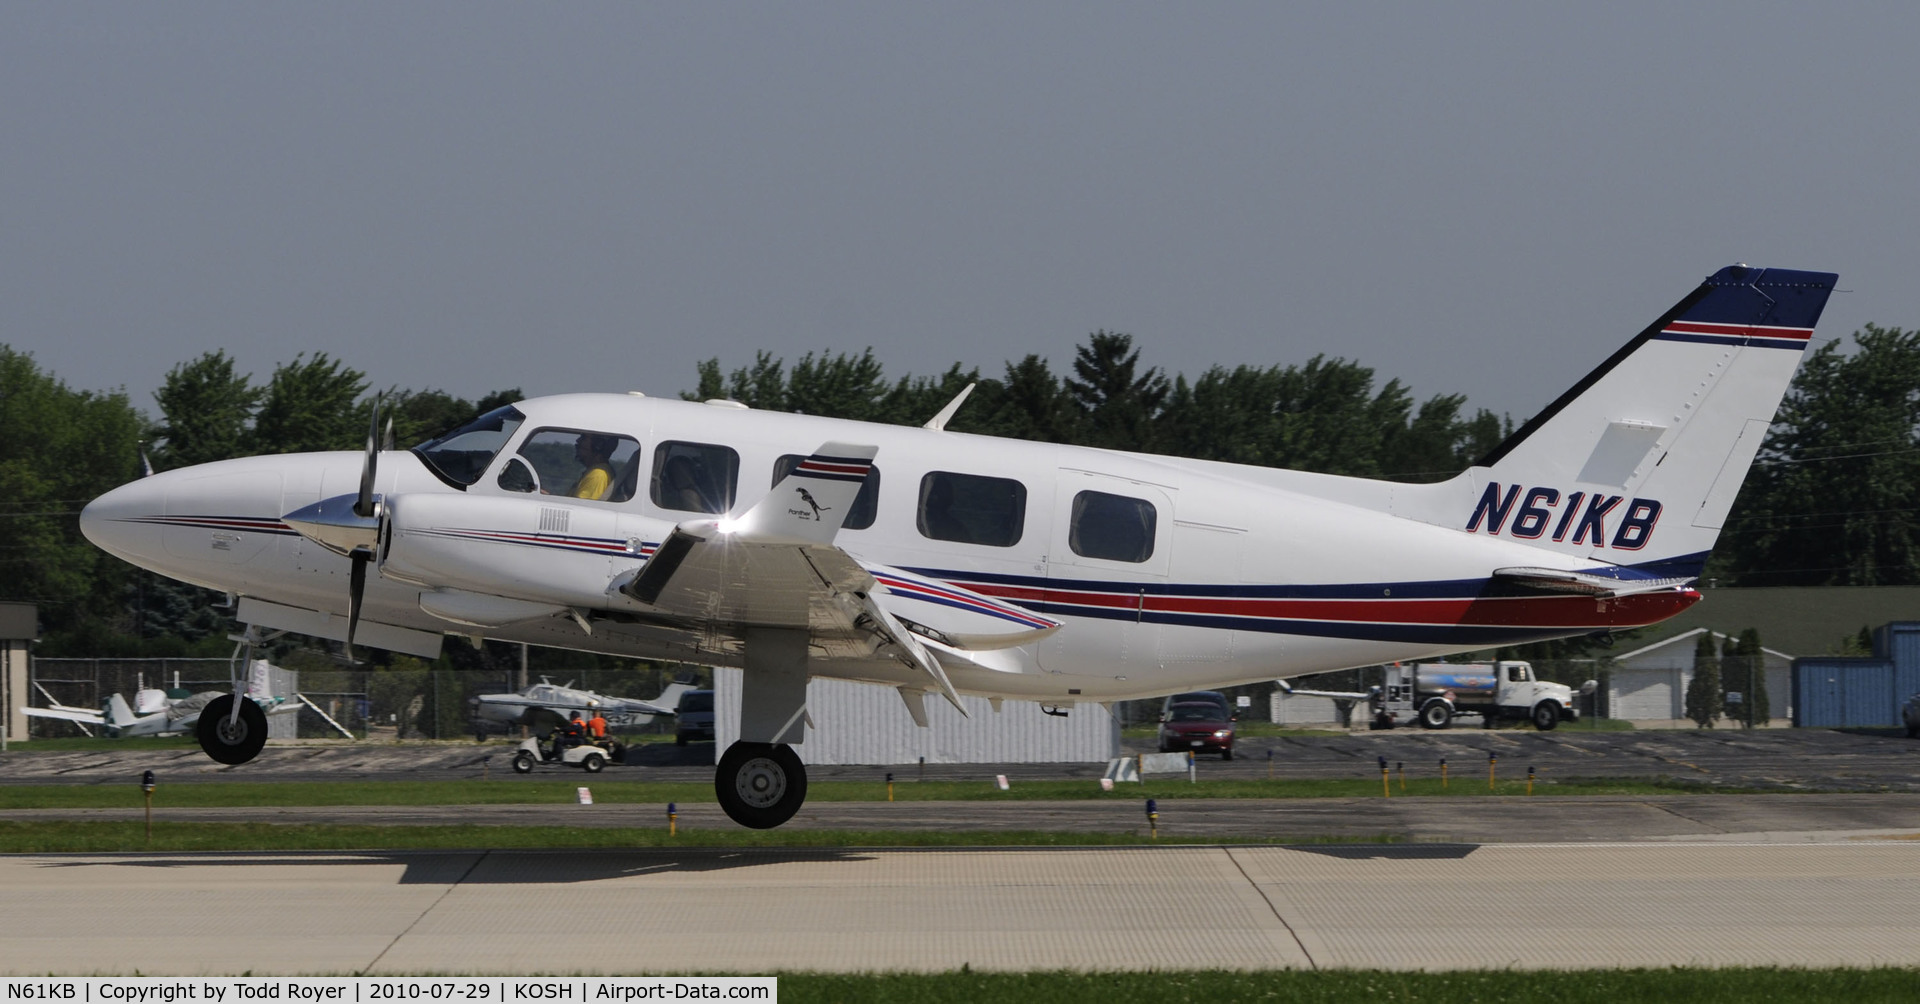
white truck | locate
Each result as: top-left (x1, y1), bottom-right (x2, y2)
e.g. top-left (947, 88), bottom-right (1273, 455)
top-left (1281, 661), bottom-right (1595, 731)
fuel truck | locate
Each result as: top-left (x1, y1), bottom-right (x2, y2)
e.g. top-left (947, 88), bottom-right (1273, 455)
top-left (1278, 661), bottom-right (1596, 731)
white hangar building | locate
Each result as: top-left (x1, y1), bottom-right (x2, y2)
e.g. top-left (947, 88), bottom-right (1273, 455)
top-left (1605, 628), bottom-right (1794, 722)
top-left (713, 667), bottom-right (1120, 765)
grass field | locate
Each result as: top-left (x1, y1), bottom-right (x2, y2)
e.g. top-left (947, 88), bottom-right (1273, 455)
top-left (0, 774), bottom-right (1761, 809)
top-left (775, 968), bottom-right (1920, 1003)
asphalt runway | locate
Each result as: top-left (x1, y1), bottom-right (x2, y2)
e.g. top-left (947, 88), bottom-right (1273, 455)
top-left (4, 841), bottom-right (1918, 974)
top-left (8, 794), bottom-right (1920, 843)
top-left (6, 725), bottom-right (1919, 790)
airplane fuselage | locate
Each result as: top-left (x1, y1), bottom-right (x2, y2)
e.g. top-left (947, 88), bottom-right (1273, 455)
top-left (84, 392), bottom-right (1694, 705)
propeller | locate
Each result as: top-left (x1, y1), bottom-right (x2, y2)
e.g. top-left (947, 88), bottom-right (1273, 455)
top-left (345, 394), bottom-right (382, 656)
top-left (282, 394), bottom-right (385, 659)
top-left (354, 394), bottom-right (381, 519)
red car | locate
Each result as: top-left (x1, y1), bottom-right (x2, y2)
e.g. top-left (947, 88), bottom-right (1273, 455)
top-left (1158, 701), bottom-right (1235, 759)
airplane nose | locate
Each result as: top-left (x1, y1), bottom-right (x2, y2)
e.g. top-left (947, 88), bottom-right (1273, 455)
top-left (79, 475), bottom-right (170, 566)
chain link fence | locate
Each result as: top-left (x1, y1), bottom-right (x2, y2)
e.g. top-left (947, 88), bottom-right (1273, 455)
top-left (28, 657), bottom-right (696, 742)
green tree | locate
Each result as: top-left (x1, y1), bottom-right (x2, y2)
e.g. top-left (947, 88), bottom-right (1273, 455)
top-left (1684, 632), bottom-right (1721, 728)
top-left (973, 355), bottom-right (1077, 443)
top-left (151, 350), bottom-right (260, 470)
top-left (1716, 325), bottom-right (1920, 586)
top-left (250, 353), bottom-right (369, 454)
top-left (0, 346), bottom-right (147, 646)
top-left (1064, 331), bottom-right (1168, 451)
top-left (381, 387), bottom-right (520, 449)
top-left (1734, 628), bottom-right (1770, 727)
top-left (786, 350), bottom-right (889, 420)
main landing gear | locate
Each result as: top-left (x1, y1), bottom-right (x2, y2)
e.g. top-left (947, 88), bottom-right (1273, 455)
top-left (715, 741), bottom-right (808, 829)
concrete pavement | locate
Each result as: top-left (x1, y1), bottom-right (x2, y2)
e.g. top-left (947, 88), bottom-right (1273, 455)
top-left (4, 842), bottom-right (1918, 974)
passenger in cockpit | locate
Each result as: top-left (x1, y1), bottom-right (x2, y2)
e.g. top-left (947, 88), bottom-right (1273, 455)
top-left (569, 434), bottom-right (618, 500)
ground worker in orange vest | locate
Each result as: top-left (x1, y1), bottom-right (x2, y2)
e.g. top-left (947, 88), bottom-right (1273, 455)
top-left (558, 711), bottom-right (586, 757)
top-left (587, 705), bottom-right (608, 741)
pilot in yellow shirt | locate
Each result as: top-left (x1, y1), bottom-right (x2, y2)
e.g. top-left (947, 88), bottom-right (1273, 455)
top-left (571, 463), bottom-right (613, 500)
top-left (568, 434), bottom-right (618, 500)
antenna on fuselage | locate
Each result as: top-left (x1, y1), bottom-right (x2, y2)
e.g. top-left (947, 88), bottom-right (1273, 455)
top-left (922, 383), bottom-right (976, 432)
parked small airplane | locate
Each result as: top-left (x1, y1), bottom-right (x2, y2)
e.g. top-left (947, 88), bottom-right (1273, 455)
top-left (79, 265), bottom-right (1836, 827)
top-left (26, 689), bottom-right (302, 738)
top-left (470, 678), bottom-right (692, 733)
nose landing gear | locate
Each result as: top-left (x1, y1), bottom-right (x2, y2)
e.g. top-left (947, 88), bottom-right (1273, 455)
top-left (197, 694), bottom-right (269, 765)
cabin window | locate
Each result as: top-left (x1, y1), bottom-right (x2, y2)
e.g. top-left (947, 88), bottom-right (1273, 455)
top-left (1507, 665), bottom-right (1530, 683)
top-left (411, 405), bottom-right (525, 488)
top-left (917, 471), bottom-right (1025, 547)
top-left (652, 441), bottom-right (740, 513)
top-left (773, 455), bottom-right (880, 530)
top-left (1069, 490), bottom-right (1157, 563)
top-left (499, 428), bottom-right (641, 502)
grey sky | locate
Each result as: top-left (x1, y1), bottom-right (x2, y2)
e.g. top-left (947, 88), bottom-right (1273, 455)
top-left (5, 4), bottom-right (1916, 426)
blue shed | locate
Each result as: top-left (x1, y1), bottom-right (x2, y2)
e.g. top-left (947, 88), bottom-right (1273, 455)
top-left (1792, 621), bottom-right (1920, 727)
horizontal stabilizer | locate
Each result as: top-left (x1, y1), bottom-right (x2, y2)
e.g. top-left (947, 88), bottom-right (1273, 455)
top-left (23, 705), bottom-right (105, 725)
top-left (1492, 566), bottom-right (1695, 597)
top-left (1274, 679), bottom-right (1371, 702)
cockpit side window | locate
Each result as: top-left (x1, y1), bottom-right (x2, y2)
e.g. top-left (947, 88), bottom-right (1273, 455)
top-left (500, 428), bottom-right (642, 503)
top-left (411, 405), bottom-right (526, 488)
top-left (651, 441), bottom-right (739, 514)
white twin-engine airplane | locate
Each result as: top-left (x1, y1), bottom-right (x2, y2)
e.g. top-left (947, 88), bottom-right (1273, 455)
top-left (81, 265), bottom-right (1835, 827)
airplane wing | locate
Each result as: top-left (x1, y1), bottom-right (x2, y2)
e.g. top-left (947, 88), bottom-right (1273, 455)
top-left (619, 443), bottom-right (968, 713)
top-left (1492, 566), bottom-right (1695, 597)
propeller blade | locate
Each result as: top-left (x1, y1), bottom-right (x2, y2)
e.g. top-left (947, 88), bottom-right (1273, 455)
top-left (381, 415), bottom-right (395, 452)
top-left (346, 549), bottom-right (369, 657)
top-left (354, 394), bottom-right (382, 519)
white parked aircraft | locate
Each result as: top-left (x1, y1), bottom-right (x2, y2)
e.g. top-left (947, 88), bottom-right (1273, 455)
top-left (80, 265), bottom-right (1835, 827)
top-left (470, 678), bottom-right (692, 732)
top-left (26, 689), bottom-right (302, 738)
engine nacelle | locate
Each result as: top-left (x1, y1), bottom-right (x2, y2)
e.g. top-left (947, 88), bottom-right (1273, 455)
top-left (381, 492), bottom-right (673, 611)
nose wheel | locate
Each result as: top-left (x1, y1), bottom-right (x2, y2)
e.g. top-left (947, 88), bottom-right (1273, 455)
top-left (715, 741), bottom-right (807, 829)
top-left (196, 694), bottom-right (269, 765)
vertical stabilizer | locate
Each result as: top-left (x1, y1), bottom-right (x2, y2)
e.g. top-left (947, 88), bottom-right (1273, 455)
top-left (1453, 265), bottom-right (1837, 578)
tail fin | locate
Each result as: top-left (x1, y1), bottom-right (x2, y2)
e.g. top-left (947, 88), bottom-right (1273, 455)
top-left (654, 682), bottom-right (694, 714)
top-left (107, 693), bottom-right (136, 728)
top-left (1457, 265), bottom-right (1836, 577)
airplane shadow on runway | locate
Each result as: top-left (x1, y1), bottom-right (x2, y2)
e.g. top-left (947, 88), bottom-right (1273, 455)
top-left (32, 847), bottom-right (878, 884)
top-left (1288, 844), bottom-right (1480, 860)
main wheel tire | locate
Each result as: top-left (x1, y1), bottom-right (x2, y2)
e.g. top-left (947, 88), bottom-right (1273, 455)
top-left (1531, 702), bottom-right (1560, 731)
top-left (1419, 701), bottom-right (1453, 730)
top-left (581, 752), bottom-right (606, 773)
top-left (195, 694), bottom-right (269, 765)
top-left (715, 741), bottom-right (808, 829)
top-left (512, 751), bottom-right (535, 774)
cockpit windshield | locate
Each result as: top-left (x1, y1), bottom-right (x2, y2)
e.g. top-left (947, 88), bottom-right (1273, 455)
top-left (410, 405), bottom-right (525, 488)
